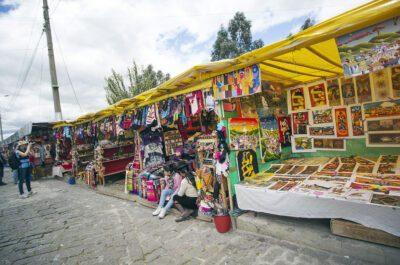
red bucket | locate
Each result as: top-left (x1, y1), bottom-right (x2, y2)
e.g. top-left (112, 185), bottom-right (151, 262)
top-left (213, 214), bottom-right (231, 233)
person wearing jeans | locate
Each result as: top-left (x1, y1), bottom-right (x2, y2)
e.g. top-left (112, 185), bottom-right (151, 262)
top-left (15, 141), bottom-right (33, 199)
top-left (0, 151), bottom-right (6, 185)
top-left (153, 165), bottom-right (182, 219)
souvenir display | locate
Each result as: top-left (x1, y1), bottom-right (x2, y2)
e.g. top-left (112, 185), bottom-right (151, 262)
top-left (275, 165), bottom-right (294, 175)
top-left (326, 79), bottom-right (341, 106)
top-left (290, 87), bottom-right (306, 111)
top-left (237, 149), bottom-right (259, 180)
top-left (228, 118), bottom-right (260, 150)
top-left (277, 116), bottom-right (291, 146)
top-left (308, 125), bottom-right (335, 137)
top-left (291, 136), bottom-right (314, 153)
top-left (372, 68), bottom-right (392, 101)
top-left (340, 78), bottom-right (356, 105)
top-left (366, 132), bottom-right (400, 147)
top-left (259, 117), bottom-right (281, 162)
top-left (391, 66), bottom-right (400, 98)
top-left (163, 130), bottom-right (183, 156)
top-left (313, 138), bottom-right (346, 151)
top-left (363, 100), bottom-right (400, 119)
top-left (366, 117), bottom-right (400, 132)
top-left (196, 135), bottom-right (217, 167)
top-left (336, 18), bottom-right (400, 77)
top-left (240, 96), bottom-right (259, 118)
top-left (308, 83), bottom-right (327, 108)
top-left (349, 105), bottom-right (364, 137)
top-left (333, 107), bottom-right (349, 137)
top-left (312, 108), bottom-right (333, 124)
top-left (292, 111), bottom-right (309, 135)
top-left (355, 74), bottom-right (372, 103)
top-left (212, 64), bottom-right (261, 100)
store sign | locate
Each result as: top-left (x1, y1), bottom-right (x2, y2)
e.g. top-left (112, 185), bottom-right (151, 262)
top-left (237, 149), bottom-right (259, 181)
top-left (212, 64), bottom-right (261, 100)
top-left (336, 17), bottom-right (400, 78)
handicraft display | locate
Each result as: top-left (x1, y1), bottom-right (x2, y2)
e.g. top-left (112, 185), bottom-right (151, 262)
top-left (334, 107), bottom-right (349, 137)
top-left (292, 111), bottom-right (309, 135)
top-left (259, 117), bottom-right (281, 162)
top-left (340, 78), bottom-right (356, 105)
top-left (290, 87), bottom-right (306, 111)
top-left (212, 64), bottom-right (261, 100)
top-left (308, 83), bottom-right (327, 108)
top-left (327, 79), bottom-right (341, 106)
top-left (312, 108), bottom-right (333, 124)
top-left (355, 74), bottom-right (372, 103)
top-left (228, 118), bottom-right (260, 150)
top-left (336, 18), bottom-right (400, 78)
top-left (349, 105), bottom-right (364, 137)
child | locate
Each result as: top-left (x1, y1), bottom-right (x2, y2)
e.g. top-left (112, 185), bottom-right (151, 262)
top-left (152, 164), bottom-right (182, 219)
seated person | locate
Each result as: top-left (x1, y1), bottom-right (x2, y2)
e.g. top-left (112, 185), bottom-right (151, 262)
top-left (152, 164), bottom-right (182, 219)
top-left (173, 170), bottom-right (198, 222)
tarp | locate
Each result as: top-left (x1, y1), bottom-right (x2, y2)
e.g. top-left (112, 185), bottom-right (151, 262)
top-left (55, 0), bottom-right (400, 127)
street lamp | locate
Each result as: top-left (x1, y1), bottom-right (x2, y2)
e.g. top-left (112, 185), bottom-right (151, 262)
top-left (0, 95), bottom-right (9, 142)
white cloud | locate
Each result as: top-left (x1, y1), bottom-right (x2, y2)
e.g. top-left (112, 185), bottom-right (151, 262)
top-left (0, 0), bottom-right (370, 139)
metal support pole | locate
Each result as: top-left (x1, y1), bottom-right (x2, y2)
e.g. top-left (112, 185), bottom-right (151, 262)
top-left (43, 0), bottom-right (62, 121)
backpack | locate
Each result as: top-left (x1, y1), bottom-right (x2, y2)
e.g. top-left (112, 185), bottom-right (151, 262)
top-left (8, 153), bottom-right (21, 170)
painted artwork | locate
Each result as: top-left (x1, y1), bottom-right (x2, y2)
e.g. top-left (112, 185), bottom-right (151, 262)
top-left (371, 68), bottom-right (392, 101)
top-left (356, 165), bottom-right (375, 174)
top-left (277, 116), bottom-right (291, 146)
top-left (276, 165), bottom-right (294, 174)
top-left (290, 87), bottom-right (306, 111)
top-left (349, 105), bottom-right (364, 137)
top-left (363, 99), bottom-right (400, 119)
top-left (212, 64), bottom-right (261, 100)
top-left (377, 164), bottom-right (397, 174)
top-left (391, 66), bottom-right (400, 98)
top-left (291, 136), bottom-right (314, 153)
top-left (228, 118), bottom-right (260, 150)
top-left (338, 163), bottom-right (356, 173)
top-left (340, 78), bottom-right (356, 104)
top-left (367, 132), bottom-right (400, 147)
top-left (312, 108), bottom-right (333, 124)
top-left (259, 117), bottom-right (281, 162)
top-left (327, 79), bottom-right (341, 106)
top-left (265, 165), bottom-right (282, 173)
top-left (308, 83), bottom-right (327, 107)
top-left (355, 74), bottom-right (372, 103)
top-left (255, 81), bottom-right (287, 117)
top-left (292, 111), bottom-right (309, 135)
top-left (334, 108), bottom-right (349, 137)
top-left (299, 166), bottom-right (320, 175)
top-left (366, 118), bottom-right (400, 132)
top-left (371, 194), bottom-right (400, 207)
top-left (379, 155), bottom-right (399, 164)
top-left (240, 96), bottom-right (258, 118)
top-left (222, 99), bottom-right (239, 118)
top-left (336, 18), bottom-right (400, 78)
top-left (237, 149), bottom-right (259, 181)
top-left (313, 138), bottom-right (346, 151)
top-left (308, 125), bottom-right (335, 137)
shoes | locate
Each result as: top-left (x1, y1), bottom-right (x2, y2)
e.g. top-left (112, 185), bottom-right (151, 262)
top-left (158, 208), bottom-right (167, 219)
top-left (28, 191), bottom-right (35, 196)
top-left (175, 209), bottom-right (193, 222)
top-left (19, 193), bottom-right (29, 199)
top-left (152, 206), bottom-right (162, 216)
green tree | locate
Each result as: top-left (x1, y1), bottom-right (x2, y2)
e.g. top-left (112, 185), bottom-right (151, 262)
top-left (288, 17), bottom-right (315, 38)
top-left (211, 12), bottom-right (264, 61)
top-left (104, 61), bottom-right (170, 104)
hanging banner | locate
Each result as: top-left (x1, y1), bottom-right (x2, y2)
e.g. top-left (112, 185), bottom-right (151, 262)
top-left (228, 118), bottom-right (260, 150)
top-left (336, 17), bottom-right (400, 78)
top-left (237, 149), bottom-right (259, 181)
top-left (259, 117), bottom-right (281, 162)
top-left (212, 64), bottom-right (261, 100)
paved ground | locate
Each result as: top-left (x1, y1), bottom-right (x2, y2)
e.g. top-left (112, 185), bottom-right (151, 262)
top-left (0, 168), bottom-right (373, 265)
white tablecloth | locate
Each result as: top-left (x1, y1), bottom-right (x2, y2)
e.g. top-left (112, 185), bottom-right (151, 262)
top-left (235, 184), bottom-right (400, 236)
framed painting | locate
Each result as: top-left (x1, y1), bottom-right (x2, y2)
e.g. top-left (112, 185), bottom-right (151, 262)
top-left (327, 79), bottom-right (341, 106)
top-left (311, 108), bottom-right (333, 125)
top-left (291, 111), bottom-right (309, 135)
top-left (365, 117), bottom-right (400, 132)
top-left (290, 87), bottom-right (306, 111)
top-left (308, 83), bottom-right (327, 108)
top-left (355, 74), bottom-right (372, 103)
top-left (349, 105), bottom-right (365, 137)
top-left (228, 118), bottom-right (260, 150)
top-left (363, 99), bottom-right (400, 119)
top-left (308, 125), bottom-right (336, 138)
top-left (259, 117), bottom-right (281, 162)
top-left (291, 136), bottom-right (315, 153)
top-left (313, 138), bottom-right (346, 151)
top-left (366, 132), bottom-right (400, 147)
top-left (371, 68), bottom-right (392, 101)
top-left (334, 107), bottom-right (349, 137)
top-left (392, 66), bottom-right (400, 98)
top-left (340, 78), bottom-right (356, 105)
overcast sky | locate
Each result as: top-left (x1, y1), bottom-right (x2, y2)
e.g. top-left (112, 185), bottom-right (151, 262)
top-left (0, 0), bottom-right (370, 139)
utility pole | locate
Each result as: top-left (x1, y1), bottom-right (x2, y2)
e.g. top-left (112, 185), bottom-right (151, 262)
top-left (42, 0), bottom-right (62, 121)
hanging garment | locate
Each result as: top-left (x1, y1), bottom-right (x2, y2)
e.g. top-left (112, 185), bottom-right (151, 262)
top-left (146, 104), bottom-right (157, 125)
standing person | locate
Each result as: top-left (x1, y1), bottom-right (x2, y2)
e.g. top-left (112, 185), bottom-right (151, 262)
top-left (173, 171), bottom-right (198, 222)
top-left (152, 165), bottom-right (183, 219)
top-left (15, 141), bottom-right (33, 199)
top-left (0, 150), bottom-right (6, 186)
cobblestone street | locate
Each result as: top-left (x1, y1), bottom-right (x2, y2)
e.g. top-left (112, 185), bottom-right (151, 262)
top-left (0, 169), bottom-right (372, 265)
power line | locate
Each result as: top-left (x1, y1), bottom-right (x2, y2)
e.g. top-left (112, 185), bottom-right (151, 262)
top-left (53, 24), bottom-right (84, 113)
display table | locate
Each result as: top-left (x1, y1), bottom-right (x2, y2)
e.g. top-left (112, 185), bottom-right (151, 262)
top-left (235, 184), bottom-right (400, 236)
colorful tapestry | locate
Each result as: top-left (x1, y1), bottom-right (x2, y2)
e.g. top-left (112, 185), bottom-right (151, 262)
top-left (259, 117), bottom-right (281, 162)
top-left (336, 18), bottom-right (400, 78)
top-left (212, 64), bottom-right (261, 100)
top-left (228, 118), bottom-right (260, 150)
top-left (237, 149), bottom-right (259, 181)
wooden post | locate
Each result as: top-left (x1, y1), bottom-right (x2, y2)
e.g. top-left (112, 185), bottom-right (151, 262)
top-left (220, 175), bottom-right (228, 209)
